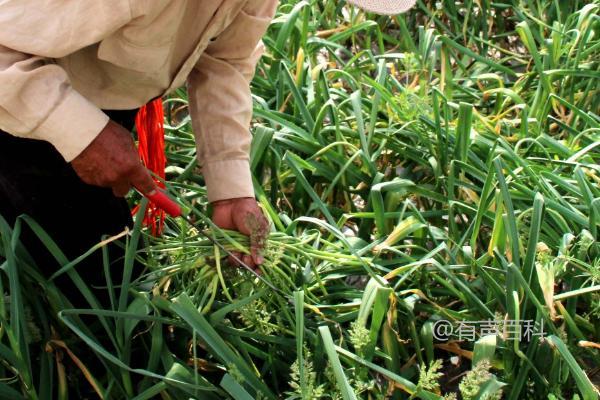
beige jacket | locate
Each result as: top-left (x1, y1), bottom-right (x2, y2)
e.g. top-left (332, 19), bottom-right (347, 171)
top-left (0, 0), bottom-right (277, 202)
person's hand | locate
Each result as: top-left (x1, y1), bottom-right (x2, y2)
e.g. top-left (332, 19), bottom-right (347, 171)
top-left (211, 197), bottom-right (269, 271)
top-left (71, 120), bottom-right (156, 197)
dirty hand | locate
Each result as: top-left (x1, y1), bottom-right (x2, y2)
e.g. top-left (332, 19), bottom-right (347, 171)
top-left (211, 197), bottom-right (269, 271)
top-left (71, 120), bottom-right (156, 197)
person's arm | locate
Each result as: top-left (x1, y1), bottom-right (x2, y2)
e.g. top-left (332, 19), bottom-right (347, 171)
top-left (0, 1), bottom-right (156, 196)
top-left (187, 0), bottom-right (277, 268)
top-left (187, 0), bottom-right (278, 203)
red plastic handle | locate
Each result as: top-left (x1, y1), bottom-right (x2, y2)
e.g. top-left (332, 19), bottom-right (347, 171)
top-left (144, 189), bottom-right (182, 217)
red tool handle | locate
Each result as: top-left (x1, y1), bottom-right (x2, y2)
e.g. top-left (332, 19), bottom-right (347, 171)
top-left (144, 189), bottom-right (182, 217)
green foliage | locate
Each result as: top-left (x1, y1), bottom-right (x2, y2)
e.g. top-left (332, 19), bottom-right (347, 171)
top-left (417, 359), bottom-right (444, 393)
top-left (349, 321), bottom-right (371, 357)
top-left (458, 361), bottom-right (502, 400)
top-left (286, 348), bottom-right (326, 399)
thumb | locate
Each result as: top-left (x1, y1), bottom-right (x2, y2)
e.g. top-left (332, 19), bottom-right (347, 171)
top-left (248, 213), bottom-right (268, 265)
top-left (131, 164), bottom-right (157, 195)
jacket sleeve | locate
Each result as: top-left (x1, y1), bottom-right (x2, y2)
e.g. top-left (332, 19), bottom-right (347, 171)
top-left (0, 1), bottom-right (133, 161)
top-left (187, 0), bottom-right (278, 203)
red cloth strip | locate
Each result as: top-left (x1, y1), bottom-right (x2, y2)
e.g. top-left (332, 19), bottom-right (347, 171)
top-left (133, 98), bottom-right (166, 236)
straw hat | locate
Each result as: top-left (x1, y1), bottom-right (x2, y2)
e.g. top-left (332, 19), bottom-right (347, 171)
top-left (346, 0), bottom-right (416, 15)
